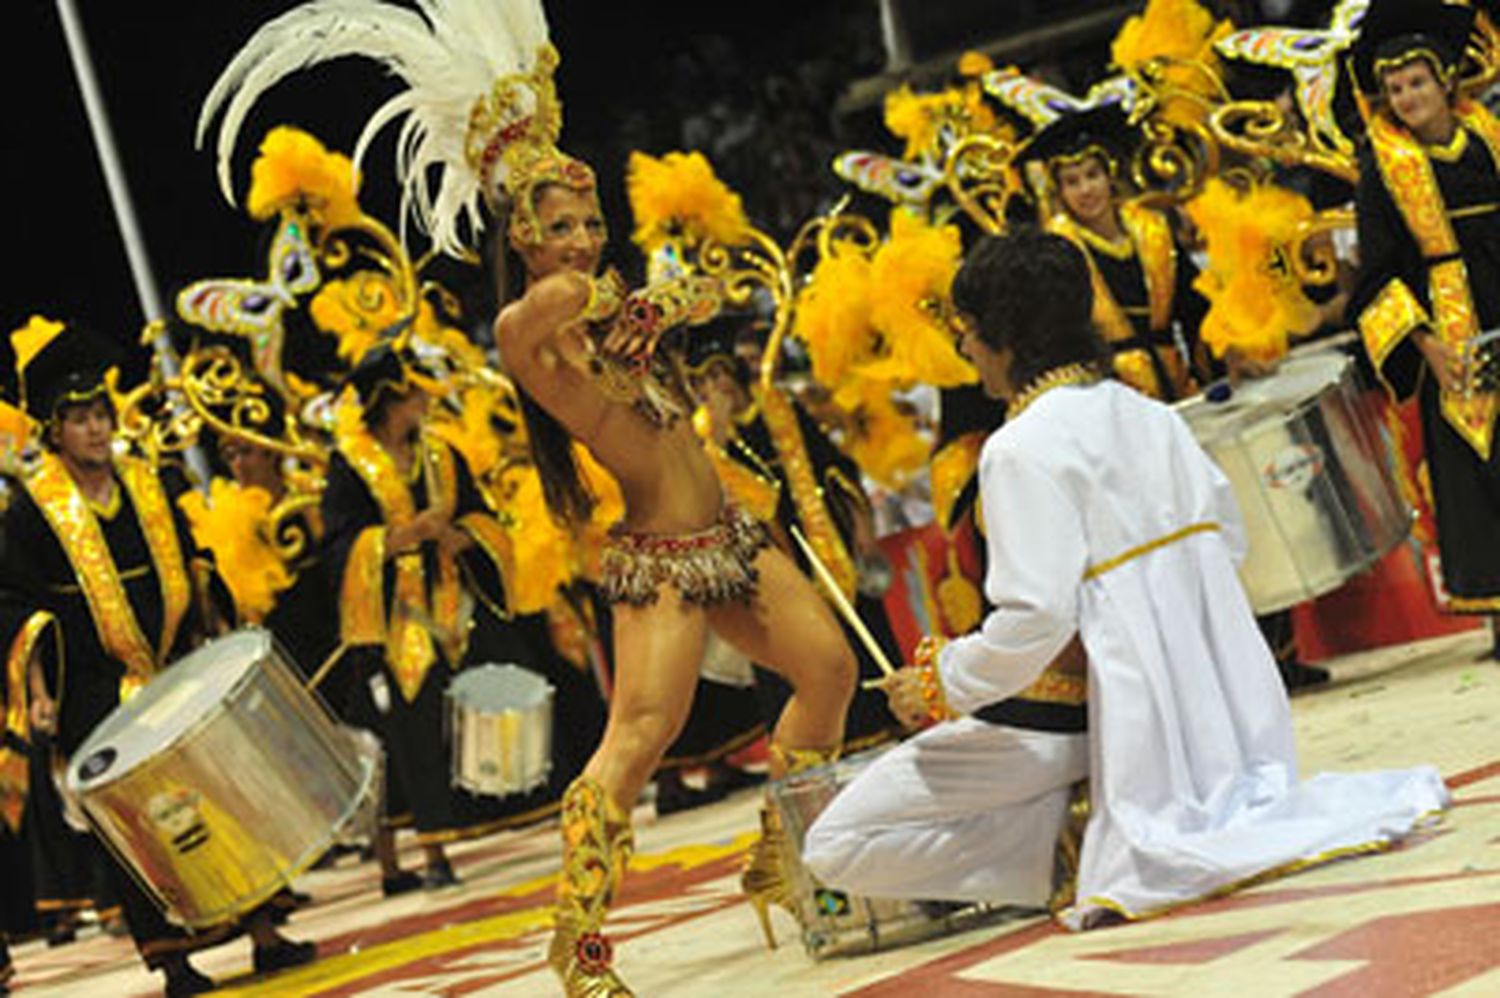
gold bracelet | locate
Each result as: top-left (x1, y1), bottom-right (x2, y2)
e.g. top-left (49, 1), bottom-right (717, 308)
top-left (914, 637), bottom-right (957, 722)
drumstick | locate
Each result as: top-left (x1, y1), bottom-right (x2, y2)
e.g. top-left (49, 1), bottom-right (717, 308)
top-left (788, 525), bottom-right (897, 680)
top-left (305, 642), bottom-right (349, 693)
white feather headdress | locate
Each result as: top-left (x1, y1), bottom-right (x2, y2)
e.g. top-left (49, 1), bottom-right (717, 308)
top-left (197, 0), bottom-right (575, 259)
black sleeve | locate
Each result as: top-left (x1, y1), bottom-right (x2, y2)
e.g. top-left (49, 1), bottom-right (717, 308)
top-left (1349, 147), bottom-right (1426, 398)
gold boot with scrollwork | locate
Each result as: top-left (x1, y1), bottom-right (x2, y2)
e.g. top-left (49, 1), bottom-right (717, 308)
top-left (741, 743), bottom-right (839, 949)
top-left (549, 777), bottom-right (634, 998)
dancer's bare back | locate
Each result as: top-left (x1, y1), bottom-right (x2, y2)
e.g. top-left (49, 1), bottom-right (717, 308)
top-left (495, 271), bottom-right (721, 532)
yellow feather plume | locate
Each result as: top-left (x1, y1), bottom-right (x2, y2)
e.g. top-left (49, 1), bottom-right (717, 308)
top-left (178, 479), bottom-right (292, 624)
top-left (838, 381), bottom-right (930, 491)
top-left (1111, 0), bottom-right (1233, 128)
top-left (883, 84), bottom-right (1001, 161)
top-left (247, 126), bottom-right (361, 226)
top-left (792, 249), bottom-right (877, 387)
top-left (0, 402), bottom-right (29, 477)
top-left (627, 150), bottom-right (750, 251)
top-left (958, 50), bottom-right (994, 78)
top-left (859, 211), bottom-right (976, 388)
top-left (492, 462), bottom-right (576, 615)
top-left (428, 386), bottom-right (502, 482)
top-left (1185, 178), bottom-right (1322, 362)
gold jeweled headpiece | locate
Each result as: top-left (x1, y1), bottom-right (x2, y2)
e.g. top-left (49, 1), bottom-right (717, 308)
top-left (199, 0), bottom-right (589, 258)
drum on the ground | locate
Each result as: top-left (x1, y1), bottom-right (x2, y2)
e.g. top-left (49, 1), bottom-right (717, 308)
top-left (1175, 351), bottom-right (1412, 613)
top-left (67, 629), bottom-right (378, 928)
top-left (772, 748), bottom-right (1013, 959)
top-left (448, 663), bottom-right (553, 797)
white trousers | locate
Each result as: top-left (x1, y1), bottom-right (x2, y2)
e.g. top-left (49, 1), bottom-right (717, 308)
top-left (803, 717), bottom-right (1089, 905)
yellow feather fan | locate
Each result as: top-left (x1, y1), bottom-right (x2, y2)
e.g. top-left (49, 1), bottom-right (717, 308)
top-left (1111, 0), bottom-right (1233, 128)
top-left (792, 249), bottom-right (877, 388)
top-left (179, 479), bottom-right (292, 624)
top-left (627, 150), bottom-right (751, 251)
top-left (858, 211), bottom-right (976, 389)
top-left (247, 126), bottom-right (361, 227)
top-left (1185, 178), bottom-right (1322, 362)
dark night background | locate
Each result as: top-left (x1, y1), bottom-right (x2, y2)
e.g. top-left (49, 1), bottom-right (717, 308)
top-left (5, 0), bottom-right (1302, 373)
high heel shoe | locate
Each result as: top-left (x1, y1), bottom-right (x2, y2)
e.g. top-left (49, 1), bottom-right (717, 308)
top-left (740, 803), bottom-right (794, 949)
top-left (740, 742), bottom-right (840, 949)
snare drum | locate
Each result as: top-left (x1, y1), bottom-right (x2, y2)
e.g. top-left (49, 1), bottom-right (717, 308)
top-left (773, 748), bottom-right (1010, 959)
top-left (67, 629), bottom-right (377, 928)
top-left (1175, 352), bottom-right (1412, 613)
top-left (448, 664), bottom-right (554, 797)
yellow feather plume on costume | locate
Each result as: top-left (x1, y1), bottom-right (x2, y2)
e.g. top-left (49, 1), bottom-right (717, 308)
top-left (838, 381), bottom-right (930, 491)
top-left (958, 50), bottom-right (994, 78)
top-left (793, 250), bottom-right (877, 387)
top-left (1186, 178), bottom-right (1322, 362)
top-left (429, 386), bottom-right (502, 481)
top-left (0, 402), bottom-right (28, 477)
top-left (1111, 0), bottom-right (1232, 128)
top-left (883, 84), bottom-right (1002, 161)
top-left (627, 150), bottom-right (750, 251)
top-left (492, 462), bottom-right (575, 615)
top-left (178, 479), bottom-right (292, 624)
top-left (859, 211), bottom-right (976, 388)
top-left (247, 126), bottom-right (361, 226)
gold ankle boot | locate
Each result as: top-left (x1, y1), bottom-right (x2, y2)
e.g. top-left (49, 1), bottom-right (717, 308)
top-left (740, 743), bottom-right (839, 949)
top-left (549, 777), bottom-right (634, 998)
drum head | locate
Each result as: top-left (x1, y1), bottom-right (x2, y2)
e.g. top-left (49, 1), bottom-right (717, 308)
top-left (1176, 353), bottom-right (1349, 445)
top-left (448, 663), bottom-right (552, 710)
top-left (69, 629), bottom-right (274, 792)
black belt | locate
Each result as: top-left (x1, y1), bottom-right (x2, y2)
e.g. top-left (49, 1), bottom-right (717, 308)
top-left (974, 697), bottom-right (1087, 733)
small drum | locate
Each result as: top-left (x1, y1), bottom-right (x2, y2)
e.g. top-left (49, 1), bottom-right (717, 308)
top-left (67, 629), bottom-right (377, 928)
top-left (773, 748), bottom-right (1012, 959)
top-left (1175, 352), bottom-right (1412, 613)
top-left (448, 664), bottom-right (554, 797)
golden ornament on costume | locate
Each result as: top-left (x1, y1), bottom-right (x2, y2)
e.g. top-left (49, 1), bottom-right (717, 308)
top-left (1185, 178), bottom-right (1322, 363)
top-left (309, 273), bottom-right (406, 365)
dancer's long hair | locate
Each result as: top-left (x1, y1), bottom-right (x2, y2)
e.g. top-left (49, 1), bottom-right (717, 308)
top-left (488, 203), bottom-right (597, 526)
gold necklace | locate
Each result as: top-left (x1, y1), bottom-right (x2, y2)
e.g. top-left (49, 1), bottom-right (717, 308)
top-left (1007, 363), bottom-right (1102, 419)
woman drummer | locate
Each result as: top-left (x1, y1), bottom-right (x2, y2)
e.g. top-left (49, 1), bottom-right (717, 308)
top-left (1349, 0), bottom-right (1500, 631)
top-left (1019, 102), bottom-right (1211, 402)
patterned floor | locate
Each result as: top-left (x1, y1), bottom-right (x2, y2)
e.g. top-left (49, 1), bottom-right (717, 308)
top-left (11, 629), bottom-right (1499, 997)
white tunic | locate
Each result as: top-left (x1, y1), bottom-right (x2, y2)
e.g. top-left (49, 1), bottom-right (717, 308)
top-left (940, 379), bottom-right (1449, 927)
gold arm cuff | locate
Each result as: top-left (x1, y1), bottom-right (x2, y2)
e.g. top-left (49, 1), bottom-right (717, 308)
top-left (340, 527), bottom-right (387, 646)
top-left (1358, 279), bottom-right (1429, 396)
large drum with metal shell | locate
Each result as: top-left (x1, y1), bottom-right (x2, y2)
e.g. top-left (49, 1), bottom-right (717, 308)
top-left (67, 629), bottom-right (377, 928)
top-left (1175, 351), bottom-right (1412, 613)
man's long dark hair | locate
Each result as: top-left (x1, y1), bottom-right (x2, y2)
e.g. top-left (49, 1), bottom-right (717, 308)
top-left (951, 228), bottom-right (1111, 391)
top-left (486, 208), bottom-right (597, 526)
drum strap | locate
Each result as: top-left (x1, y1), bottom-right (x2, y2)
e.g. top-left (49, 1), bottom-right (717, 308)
top-left (1368, 103), bottom-right (1500, 459)
top-left (24, 454), bottom-right (190, 686)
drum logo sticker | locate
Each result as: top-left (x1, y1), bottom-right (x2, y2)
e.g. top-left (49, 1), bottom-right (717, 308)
top-left (148, 787), bottom-right (211, 854)
top-left (1263, 444), bottom-right (1325, 492)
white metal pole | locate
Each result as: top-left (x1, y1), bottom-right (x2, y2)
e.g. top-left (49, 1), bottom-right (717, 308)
top-left (55, 0), bottom-right (209, 484)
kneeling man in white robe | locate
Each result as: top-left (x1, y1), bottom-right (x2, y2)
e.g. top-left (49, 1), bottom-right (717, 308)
top-left (803, 229), bottom-right (1450, 928)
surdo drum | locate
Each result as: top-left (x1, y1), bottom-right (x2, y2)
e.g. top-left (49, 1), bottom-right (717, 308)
top-left (773, 748), bottom-right (1012, 959)
top-left (447, 663), bottom-right (554, 797)
top-left (67, 629), bottom-right (378, 928)
top-left (1174, 351), bottom-right (1412, 613)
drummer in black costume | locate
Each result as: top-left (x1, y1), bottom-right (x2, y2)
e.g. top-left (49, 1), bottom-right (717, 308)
top-left (321, 343), bottom-right (516, 887)
top-left (1, 319), bottom-right (315, 996)
top-left (1349, 0), bottom-right (1500, 641)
